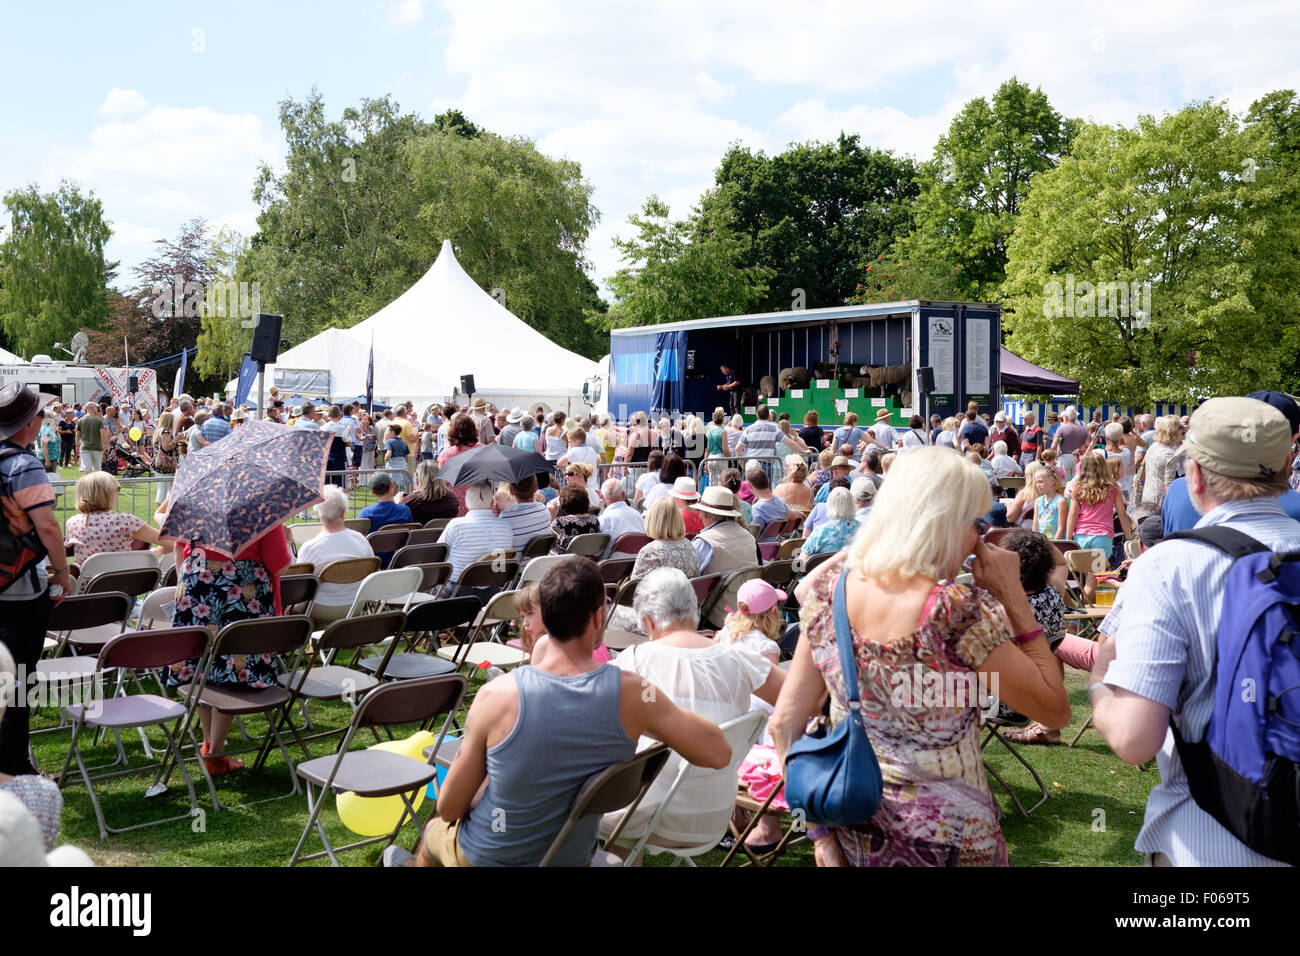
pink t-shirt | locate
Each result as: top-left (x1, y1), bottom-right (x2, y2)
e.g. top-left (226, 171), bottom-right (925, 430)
top-left (65, 511), bottom-right (146, 566)
top-left (1067, 481), bottom-right (1119, 536)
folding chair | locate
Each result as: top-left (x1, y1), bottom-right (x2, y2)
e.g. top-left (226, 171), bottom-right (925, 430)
top-left (385, 522), bottom-right (423, 532)
top-left (283, 561), bottom-right (315, 577)
top-left (776, 537), bottom-right (804, 560)
top-left (382, 562), bottom-right (455, 608)
top-left (721, 769), bottom-right (810, 867)
top-left (436, 590), bottom-right (528, 672)
top-left (519, 554), bottom-right (578, 586)
top-left (391, 542), bottom-right (449, 569)
top-left (1064, 548), bottom-right (1107, 608)
top-left (1050, 538), bottom-right (1078, 559)
top-left (449, 558), bottom-right (519, 598)
top-left (177, 614), bottom-right (315, 810)
top-left (157, 550), bottom-right (176, 584)
top-left (757, 520), bottom-right (786, 542)
top-left (983, 528), bottom-right (1016, 547)
top-left (564, 533), bottom-right (610, 558)
top-left (759, 559), bottom-right (795, 592)
top-left (597, 556), bottom-right (636, 584)
top-left (997, 476), bottom-right (1026, 497)
top-left (687, 573), bottom-right (722, 609)
top-left (793, 550), bottom-right (835, 577)
top-left (1123, 538), bottom-right (1142, 560)
top-left (288, 673), bottom-right (468, 866)
top-left (405, 528), bottom-right (446, 547)
top-left (538, 743), bottom-right (670, 866)
top-left (981, 712), bottom-right (1049, 817)
top-left (343, 518), bottom-right (370, 534)
top-left (279, 574), bottom-right (319, 616)
top-left (57, 627), bottom-right (211, 839)
top-left (608, 532), bottom-right (652, 558)
top-left (700, 565), bottom-right (764, 629)
top-left (310, 556), bottom-right (382, 627)
top-left (290, 523), bottom-right (324, 548)
top-left (367, 528), bottom-right (411, 563)
top-left (79, 566), bottom-right (161, 599)
top-left (423, 517), bottom-right (452, 534)
top-left (135, 588), bottom-right (175, 630)
top-left (76, 549), bottom-right (159, 580)
top-left (272, 611), bottom-right (407, 759)
top-left (609, 712), bottom-right (768, 866)
top-left (603, 577), bottom-right (645, 651)
top-left (358, 597), bottom-right (481, 681)
top-left (520, 533), bottom-right (557, 560)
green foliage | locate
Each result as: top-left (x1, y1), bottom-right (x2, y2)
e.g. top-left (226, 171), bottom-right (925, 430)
top-left (0, 181), bottom-right (114, 358)
top-left (599, 197), bottom-right (773, 329)
top-left (894, 78), bottom-right (1077, 301)
top-left (701, 134), bottom-right (917, 311)
top-left (1002, 101), bottom-right (1292, 406)
top-left (194, 226), bottom-right (253, 383)
top-left (849, 250), bottom-right (966, 305)
top-left (241, 92), bottom-right (604, 358)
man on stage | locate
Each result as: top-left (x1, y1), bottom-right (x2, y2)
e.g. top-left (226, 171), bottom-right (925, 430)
top-left (716, 363), bottom-right (741, 415)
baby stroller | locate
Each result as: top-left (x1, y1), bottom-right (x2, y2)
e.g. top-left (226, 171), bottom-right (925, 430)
top-left (115, 438), bottom-right (152, 478)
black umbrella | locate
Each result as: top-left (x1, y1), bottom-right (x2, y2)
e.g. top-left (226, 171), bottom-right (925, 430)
top-left (438, 444), bottom-right (551, 487)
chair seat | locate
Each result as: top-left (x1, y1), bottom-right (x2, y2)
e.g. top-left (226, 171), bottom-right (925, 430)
top-left (296, 749), bottom-right (437, 797)
top-left (434, 643), bottom-right (527, 668)
top-left (67, 694), bottom-right (186, 729)
top-left (422, 736), bottom-right (461, 768)
top-left (279, 666), bottom-right (378, 700)
top-left (357, 653), bottom-right (458, 680)
top-left (189, 683), bottom-right (291, 715)
top-left (68, 623), bottom-right (124, 649)
top-left (602, 629), bottom-right (647, 650)
top-left (35, 656), bottom-right (99, 681)
top-left (384, 592), bottom-right (438, 606)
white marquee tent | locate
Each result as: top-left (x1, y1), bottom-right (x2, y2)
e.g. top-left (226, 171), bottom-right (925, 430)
top-left (234, 240), bottom-right (598, 412)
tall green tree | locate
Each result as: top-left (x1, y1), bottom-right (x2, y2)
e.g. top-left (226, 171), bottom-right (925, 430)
top-left (194, 226), bottom-right (253, 383)
top-left (0, 181), bottom-right (114, 358)
top-left (599, 197), bottom-right (773, 329)
top-left (894, 78), bottom-right (1078, 301)
top-left (700, 135), bottom-right (917, 312)
top-left (404, 127), bottom-right (602, 356)
top-left (1002, 101), bottom-right (1287, 406)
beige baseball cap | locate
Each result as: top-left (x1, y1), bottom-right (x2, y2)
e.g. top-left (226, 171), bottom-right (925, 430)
top-left (1182, 397), bottom-right (1291, 479)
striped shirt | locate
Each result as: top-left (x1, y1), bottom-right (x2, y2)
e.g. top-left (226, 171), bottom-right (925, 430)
top-left (499, 501), bottom-right (553, 550)
top-left (1100, 496), bottom-right (1300, 865)
top-left (442, 510), bottom-right (513, 583)
top-left (0, 440), bottom-right (54, 599)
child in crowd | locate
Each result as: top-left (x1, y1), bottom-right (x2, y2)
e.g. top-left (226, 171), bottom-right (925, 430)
top-left (512, 581), bottom-right (610, 663)
top-left (1065, 451), bottom-right (1132, 565)
top-left (1030, 463), bottom-right (1068, 541)
top-left (716, 579), bottom-right (784, 665)
top-left (1039, 447), bottom-right (1066, 482)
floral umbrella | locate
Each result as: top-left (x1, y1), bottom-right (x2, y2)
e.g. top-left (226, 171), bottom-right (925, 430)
top-left (160, 420), bottom-right (330, 557)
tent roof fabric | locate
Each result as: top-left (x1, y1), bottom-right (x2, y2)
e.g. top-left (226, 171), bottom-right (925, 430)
top-left (1000, 347), bottom-right (1079, 395)
top-left (261, 241), bottom-right (597, 405)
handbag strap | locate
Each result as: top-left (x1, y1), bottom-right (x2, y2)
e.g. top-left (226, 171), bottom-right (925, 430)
top-left (832, 569), bottom-right (861, 706)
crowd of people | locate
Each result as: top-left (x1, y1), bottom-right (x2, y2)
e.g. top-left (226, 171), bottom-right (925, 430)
top-left (5, 375), bottom-right (1300, 870)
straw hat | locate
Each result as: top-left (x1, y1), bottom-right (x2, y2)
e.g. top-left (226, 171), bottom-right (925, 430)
top-left (874, 408), bottom-right (892, 422)
top-left (471, 397), bottom-right (488, 411)
top-left (669, 476), bottom-right (699, 501)
top-left (693, 485), bottom-right (741, 518)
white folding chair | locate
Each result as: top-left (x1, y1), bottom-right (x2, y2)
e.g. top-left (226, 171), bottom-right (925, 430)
top-left (290, 522), bottom-right (324, 548)
top-left (77, 549), bottom-right (159, 580)
top-left (518, 554), bottom-right (579, 587)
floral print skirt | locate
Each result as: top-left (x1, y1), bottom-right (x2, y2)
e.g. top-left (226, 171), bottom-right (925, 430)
top-left (163, 549), bottom-right (280, 688)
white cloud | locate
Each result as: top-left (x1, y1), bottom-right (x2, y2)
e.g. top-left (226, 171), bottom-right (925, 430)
top-left (386, 0), bottom-right (430, 26)
top-left (96, 87), bottom-right (149, 120)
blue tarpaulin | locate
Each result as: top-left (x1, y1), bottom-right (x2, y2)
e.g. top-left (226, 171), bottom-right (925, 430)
top-left (611, 329), bottom-right (686, 416)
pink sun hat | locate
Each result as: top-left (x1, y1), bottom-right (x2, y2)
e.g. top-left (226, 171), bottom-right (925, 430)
top-left (736, 578), bottom-right (786, 615)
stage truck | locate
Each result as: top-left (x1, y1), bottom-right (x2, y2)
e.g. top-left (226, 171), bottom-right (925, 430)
top-left (0, 354), bottom-right (161, 416)
top-left (583, 299), bottom-right (1002, 430)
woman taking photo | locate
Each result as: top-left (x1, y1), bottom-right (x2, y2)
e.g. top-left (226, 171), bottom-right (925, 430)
top-left (768, 448), bottom-right (1069, 867)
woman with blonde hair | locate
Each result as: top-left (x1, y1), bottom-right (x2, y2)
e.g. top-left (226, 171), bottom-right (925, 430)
top-left (725, 414), bottom-right (745, 457)
top-left (1065, 451), bottom-right (1132, 562)
top-left (774, 454), bottom-right (813, 511)
top-left (399, 459), bottom-right (459, 524)
top-left (1129, 415), bottom-right (1185, 538)
top-left (605, 498), bottom-right (702, 636)
top-left (1005, 461), bottom-right (1045, 528)
top-left (64, 471), bottom-right (162, 565)
top-left (768, 447), bottom-right (1069, 867)
top-left (152, 410), bottom-right (179, 503)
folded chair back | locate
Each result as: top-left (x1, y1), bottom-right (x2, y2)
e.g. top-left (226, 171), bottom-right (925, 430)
top-left (597, 557), bottom-right (635, 584)
top-left (83, 567), bottom-right (161, 598)
top-left (137, 588), bottom-right (176, 629)
top-left (458, 558), bottom-right (519, 591)
top-left (520, 554), bottom-right (577, 586)
top-left (404, 595), bottom-right (482, 634)
top-left (688, 573), bottom-right (722, 607)
top-left (564, 533), bottom-right (610, 558)
top-left (283, 562), bottom-right (315, 577)
top-left (406, 528), bottom-right (446, 547)
top-left (78, 550), bottom-right (158, 579)
top-left (367, 529), bottom-right (410, 556)
top-left (343, 518), bottom-right (370, 534)
top-left (354, 673), bottom-right (469, 729)
top-left (423, 517), bottom-right (451, 534)
top-left (391, 542), bottom-right (449, 568)
top-left (99, 626), bottom-right (209, 672)
top-left (609, 533), bottom-right (652, 557)
top-left (213, 615), bottom-right (314, 658)
top-left (521, 533), bottom-right (557, 559)
top-left (49, 591), bottom-right (133, 632)
top-left (348, 568), bottom-right (424, 613)
top-left (279, 574), bottom-right (319, 613)
top-left (413, 562), bottom-right (453, 592)
top-left (319, 556), bottom-right (381, 585)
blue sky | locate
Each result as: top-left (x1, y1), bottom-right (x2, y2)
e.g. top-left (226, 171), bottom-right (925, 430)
top-left (3, 0), bottom-right (1298, 291)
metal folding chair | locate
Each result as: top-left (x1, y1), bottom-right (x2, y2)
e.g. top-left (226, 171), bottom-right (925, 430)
top-left (564, 533), bottom-right (610, 558)
top-left (288, 673), bottom-right (468, 866)
top-left (356, 598), bottom-right (480, 682)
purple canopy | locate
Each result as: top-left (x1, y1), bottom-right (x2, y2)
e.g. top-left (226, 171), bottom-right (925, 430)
top-left (1000, 347), bottom-right (1079, 395)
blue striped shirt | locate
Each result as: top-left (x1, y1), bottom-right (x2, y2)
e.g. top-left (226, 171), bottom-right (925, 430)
top-left (1100, 496), bottom-right (1300, 866)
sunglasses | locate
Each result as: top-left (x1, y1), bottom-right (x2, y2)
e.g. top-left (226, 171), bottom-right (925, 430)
top-left (972, 517), bottom-right (991, 536)
top-left (564, 470), bottom-right (581, 477)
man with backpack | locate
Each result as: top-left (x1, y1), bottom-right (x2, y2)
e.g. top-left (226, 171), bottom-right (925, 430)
top-left (1091, 396), bottom-right (1300, 866)
top-left (0, 384), bottom-right (73, 776)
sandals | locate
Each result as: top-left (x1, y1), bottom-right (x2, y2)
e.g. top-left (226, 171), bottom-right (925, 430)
top-left (1000, 722), bottom-right (1061, 745)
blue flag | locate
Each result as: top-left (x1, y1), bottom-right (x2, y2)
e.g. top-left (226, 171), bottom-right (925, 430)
top-left (234, 353), bottom-right (259, 407)
top-left (175, 346), bottom-right (189, 397)
top-left (365, 333), bottom-right (374, 414)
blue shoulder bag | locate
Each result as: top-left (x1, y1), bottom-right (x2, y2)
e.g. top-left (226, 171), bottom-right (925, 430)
top-left (783, 569), bottom-right (884, 828)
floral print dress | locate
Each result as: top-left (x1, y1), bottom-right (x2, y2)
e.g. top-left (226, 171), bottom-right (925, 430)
top-left (163, 534), bottom-right (289, 688)
top-left (801, 571), bottom-right (1011, 867)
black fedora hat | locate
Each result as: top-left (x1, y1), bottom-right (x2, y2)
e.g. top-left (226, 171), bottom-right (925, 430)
top-left (0, 383), bottom-right (58, 441)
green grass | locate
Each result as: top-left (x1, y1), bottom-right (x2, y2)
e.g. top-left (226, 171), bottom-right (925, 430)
top-left (30, 667), bottom-right (1148, 867)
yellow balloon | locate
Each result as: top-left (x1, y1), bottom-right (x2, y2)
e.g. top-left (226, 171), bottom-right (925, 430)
top-left (336, 730), bottom-right (437, 837)
top-left (129, 426), bottom-right (143, 442)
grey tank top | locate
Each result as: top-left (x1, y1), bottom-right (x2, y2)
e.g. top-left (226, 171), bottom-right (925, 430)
top-left (456, 663), bottom-right (635, 866)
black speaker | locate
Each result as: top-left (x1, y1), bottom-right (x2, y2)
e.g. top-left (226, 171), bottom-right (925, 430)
top-left (918, 366), bottom-right (936, 394)
top-left (460, 374), bottom-right (476, 396)
top-left (250, 313), bottom-right (284, 364)
top-left (127, 374), bottom-right (139, 393)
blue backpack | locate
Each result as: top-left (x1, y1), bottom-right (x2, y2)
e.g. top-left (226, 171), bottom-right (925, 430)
top-left (1165, 526), bottom-right (1300, 864)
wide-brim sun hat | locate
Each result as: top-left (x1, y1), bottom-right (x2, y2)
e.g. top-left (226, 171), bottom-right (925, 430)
top-left (875, 408), bottom-right (892, 421)
top-left (693, 485), bottom-right (741, 517)
top-left (506, 408), bottom-right (524, 424)
top-left (0, 383), bottom-right (57, 440)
